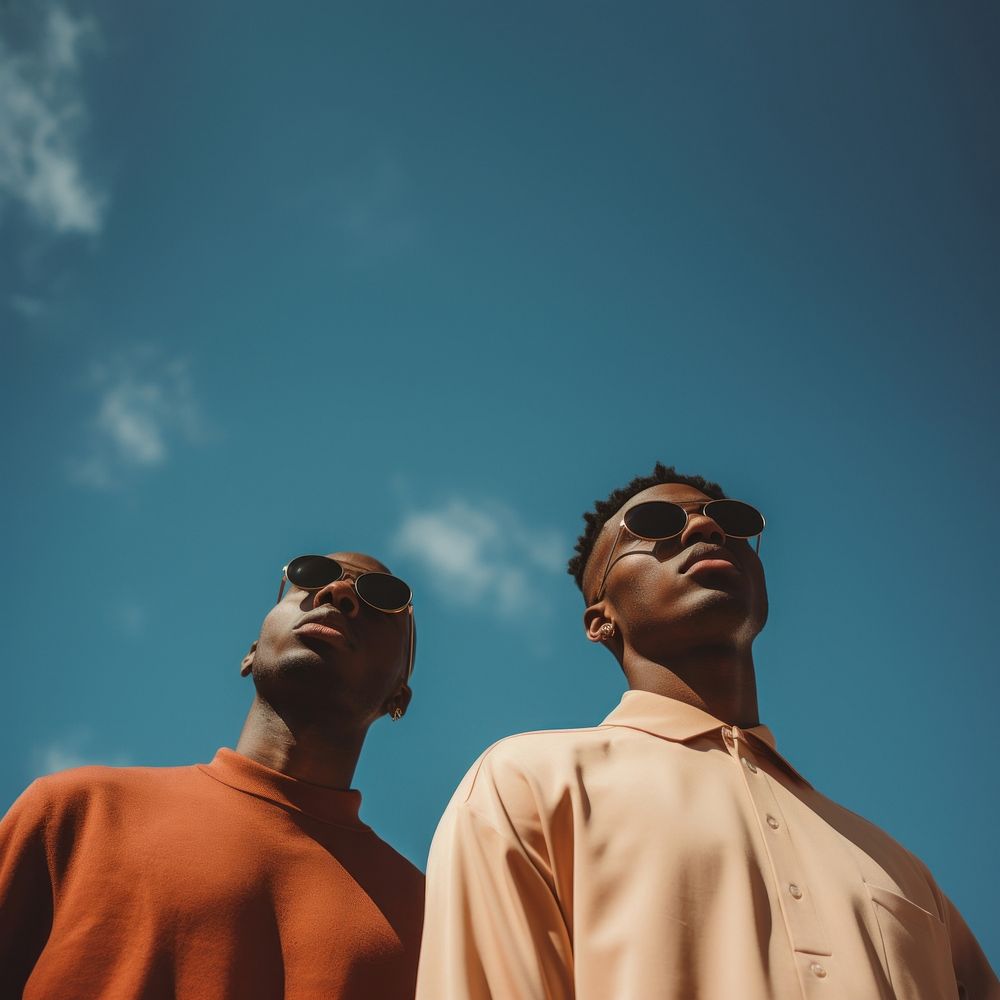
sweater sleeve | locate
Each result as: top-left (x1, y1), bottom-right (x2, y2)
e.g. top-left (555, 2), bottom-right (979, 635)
top-left (416, 763), bottom-right (574, 1000)
top-left (0, 782), bottom-right (55, 998)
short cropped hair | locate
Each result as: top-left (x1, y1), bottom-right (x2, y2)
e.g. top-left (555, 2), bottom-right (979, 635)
top-left (567, 462), bottom-right (726, 593)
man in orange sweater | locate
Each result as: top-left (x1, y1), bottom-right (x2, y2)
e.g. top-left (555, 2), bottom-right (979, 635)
top-left (0, 550), bottom-right (424, 1000)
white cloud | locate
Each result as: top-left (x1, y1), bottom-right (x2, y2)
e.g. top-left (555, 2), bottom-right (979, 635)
top-left (336, 156), bottom-right (416, 260)
top-left (109, 599), bottom-right (148, 638)
top-left (34, 731), bottom-right (130, 777)
top-left (0, 6), bottom-right (104, 234)
top-left (9, 293), bottom-right (45, 319)
top-left (69, 348), bottom-right (209, 490)
top-left (393, 499), bottom-right (565, 619)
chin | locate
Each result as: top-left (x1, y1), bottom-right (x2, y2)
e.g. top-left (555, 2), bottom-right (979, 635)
top-left (255, 671), bottom-right (357, 722)
top-left (683, 583), bottom-right (749, 613)
top-left (270, 646), bottom-right (341, 676)
top-left (253, 648), bottom-right (346, 697)
top-left (637, 591), bottom-right (758, 644)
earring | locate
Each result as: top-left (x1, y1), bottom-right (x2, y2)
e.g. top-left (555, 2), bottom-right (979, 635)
top-left (390, 706), bottom-right (403, 722)
top-left (598, 622), bottom-right (616, 640)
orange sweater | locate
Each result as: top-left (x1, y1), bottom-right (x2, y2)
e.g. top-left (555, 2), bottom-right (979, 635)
top-left (0, 749), bottom-right (424, 999)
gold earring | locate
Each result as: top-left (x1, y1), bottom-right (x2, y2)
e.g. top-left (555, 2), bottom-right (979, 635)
top-left (599, 622), bottom-right (616, 640)
top-left (390, 706), bottom-right (403, 721)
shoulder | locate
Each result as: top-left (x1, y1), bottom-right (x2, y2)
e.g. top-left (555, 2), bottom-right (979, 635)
top-left (805, 786), bottom-right (948, 907)
top-left (468, 724), bottom-right (615, 787)
top-left (4, 767), bottom-right (119, 820)
top-left (4, 763), bottom-right (203, 829)
top-left (808, 788), bottom-right (912, 859)
top-left (362, 830), bottom-right (426, 886)
top-left (443, 724), bottom-right (613, 827)
top-left (38, 762), bottom-right (199, 798)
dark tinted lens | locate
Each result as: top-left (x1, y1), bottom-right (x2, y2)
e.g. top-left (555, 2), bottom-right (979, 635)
top-left (286, 555), bottom-right (343, 590)
top-left (705, 500), bottom-right (764, 537)
top-left (624, 501), bottom-right (688, 539)
top-left (355, 573), bottom-right (411, 611)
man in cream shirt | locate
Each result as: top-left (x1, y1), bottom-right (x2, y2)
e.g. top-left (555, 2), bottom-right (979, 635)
top-left (417, 464), bottom-right (998, 999)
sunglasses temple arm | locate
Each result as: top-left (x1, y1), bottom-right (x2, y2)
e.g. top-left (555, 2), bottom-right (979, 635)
top-left (276, 575), bottom-right (287, 604)
top-left (406, 605), bottom-right (415, 679)
top-left (593, 523), bottom-right (626, 603)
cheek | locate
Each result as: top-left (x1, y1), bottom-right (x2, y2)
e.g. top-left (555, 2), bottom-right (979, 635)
top-left (742, 551), bottom-right (766, 591)
top-left (380, 615), bottom-right (408, 660)
top-left (754, 569), bottom-right (769, 619)
top-left (256, 603), bottom-right (295, 650)
top-left (614, 563), bottom-right (681, 619)
top-left (355, 613), bottom-right (405, 661)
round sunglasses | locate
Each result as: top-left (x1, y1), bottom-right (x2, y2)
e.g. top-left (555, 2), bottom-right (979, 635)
top-left (592, 499), bottom-right (765, 603)
top-left (277, 555), bottom-right (414, 677)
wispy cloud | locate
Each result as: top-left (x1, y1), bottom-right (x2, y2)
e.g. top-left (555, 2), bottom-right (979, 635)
top-left (0, 6), bottom-right (104, 235)
top-left (336, 156), bottom-right (416, 261)
top-left (8, 293), bottom-right (46, 320)
top-left (33, 731), bottom-right (130, 778)
top-left (109, 598), bottom-right (148, 638)
top-left (69, 348), bottom-right (210, 490)
top-left (393, 499), bottom-right (565, 619)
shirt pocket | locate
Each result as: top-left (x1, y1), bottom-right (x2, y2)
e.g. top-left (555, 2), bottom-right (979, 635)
top-left (866, 881), bottom-right (959, 1000)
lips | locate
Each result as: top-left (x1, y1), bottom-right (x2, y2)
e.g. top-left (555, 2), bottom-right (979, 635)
top-left (293, 608), bottom-right (355, 647)
top-left (680, 544), bottom-right (741, 575)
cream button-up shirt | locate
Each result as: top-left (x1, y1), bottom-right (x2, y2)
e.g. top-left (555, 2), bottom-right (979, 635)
top-left (417, 691), bottom-right (998, 999)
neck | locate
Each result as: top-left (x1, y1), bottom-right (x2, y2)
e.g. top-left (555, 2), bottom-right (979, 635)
top-left (623, 642), bottom-right (760, 728)
top-left (235, 694), bottom-right (367, 789)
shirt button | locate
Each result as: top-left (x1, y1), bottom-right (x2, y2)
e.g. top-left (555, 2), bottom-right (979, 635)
top-left (810, 962), bottom-right (827, 978)
top-left (766, 814), bottom-right (780, 829)
top-left (742, 757), bottom-right (757, 773)
top-left (789, 883), bottom-right (803, 899)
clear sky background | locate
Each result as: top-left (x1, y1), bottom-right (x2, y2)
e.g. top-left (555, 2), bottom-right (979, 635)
top-left (3, 0), bottom-right (998, 965)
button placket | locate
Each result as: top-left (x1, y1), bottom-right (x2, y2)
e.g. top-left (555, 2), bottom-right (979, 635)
top-left (795, 952), bottom-right (837, 995)
top-left (725, 727), bottom-right (832, 963)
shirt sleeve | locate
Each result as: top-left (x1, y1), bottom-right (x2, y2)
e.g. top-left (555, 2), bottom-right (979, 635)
top-left (0, 781), bottom-right (55, 997)
top-left (416, 793), bottom-right (574, 1000)
top-left (940, 890), bottom-right (1000, 1000)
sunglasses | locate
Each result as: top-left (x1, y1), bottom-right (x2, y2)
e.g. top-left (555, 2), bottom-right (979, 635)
top-left (277, 555), bottom-right (414, 678)
top-left (592, 499), bottom-right (765, 603)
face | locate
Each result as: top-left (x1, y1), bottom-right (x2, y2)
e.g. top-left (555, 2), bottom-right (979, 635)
top-left (583, 483), bottom-right (768, 656)
top-left (242, 551), bottom-right (412, 726)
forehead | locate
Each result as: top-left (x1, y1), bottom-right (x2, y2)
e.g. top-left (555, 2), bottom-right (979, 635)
top-left (326, 551), bottom-right (392, 576)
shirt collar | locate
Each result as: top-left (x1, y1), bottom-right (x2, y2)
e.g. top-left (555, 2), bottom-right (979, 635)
top-left (601, 690), bottom-right (811, 787)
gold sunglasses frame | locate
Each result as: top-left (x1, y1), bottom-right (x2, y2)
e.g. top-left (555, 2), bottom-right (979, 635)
top-left (277, 557), bottom-right (415, 680)
top-left (592, 499), bottom-right (765, 604)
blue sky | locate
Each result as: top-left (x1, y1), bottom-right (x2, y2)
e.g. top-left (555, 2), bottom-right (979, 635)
top-left (3, 0), bottom-right (998, 964)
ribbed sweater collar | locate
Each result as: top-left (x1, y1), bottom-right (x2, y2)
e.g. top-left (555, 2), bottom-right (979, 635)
top-left (198, 748), bottom-right (367, 829)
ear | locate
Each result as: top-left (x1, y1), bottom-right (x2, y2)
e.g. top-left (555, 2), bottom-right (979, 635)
top-left (382, 683), bottom-right (413, 720)
top-left (584, 603), bottom-right (613, 644)
top-left (240, 641), bottom-right (257, 678)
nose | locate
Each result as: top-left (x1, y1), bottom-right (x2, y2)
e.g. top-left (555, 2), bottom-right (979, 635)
top-left (679, 507), bottom-right (726, 547)
top-left (311, 578), bottom-right (361, 617)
